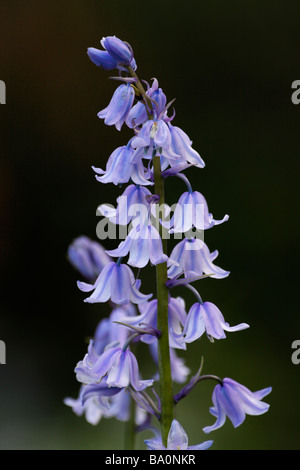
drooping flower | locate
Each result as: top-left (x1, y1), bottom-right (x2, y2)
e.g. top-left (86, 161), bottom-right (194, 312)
top-left (98, 84), bottom-right (135, 131)
top-left (131, 119), bottom-right (180, 164)
top-left (167, 190), bottom-right (229, 233)
top-left (182, 301), bottom-right (250, 342)
top-left (168, 123), bottom-right (206, 168)
top-left (106, 220), bottom-right (168, 268)
top-left (67, 236), bottom-right (111, 282)
top-left (97, 184), bottom-right (152, 226)
top-left (144, 419), bottom-right (213, 450)
top-left (167, 238), bottom-right (230, 280)
top-left (77, 260), bottom-right (152, 305)
top-left (75, 341), bottom-right (154, 391)
top-left (203, 378), bottom-right (272, 433)
top-left (93, 144), bottom-right (152, 186)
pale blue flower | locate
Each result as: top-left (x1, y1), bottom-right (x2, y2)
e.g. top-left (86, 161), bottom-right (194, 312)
top-left (79, 343), bottom-right (153, 391)
top-left (106, 221), bottom-right (168, 268)
top-left (168, 238), bottom-right (230, 280)
top-left (98, 84), bottom-right (135, 131)
top-left (145, 419), bottom-right (213, 450)
top-left (203, 378), bottom-right (272, 433)
top-left (93, 144), bottom-right (152, 186)
top-left (98, 184), bottom-right (152, 226)
top-left (77, 261), bottom-right (152, 305)
top-left (182, 301), bottom-right (250, 342)
top-left (166, 190), bottom-right (229, 233)
top-left (67, 236), bottom-right (111, 282)
top-left (168, 123), bottom-right (206, 168)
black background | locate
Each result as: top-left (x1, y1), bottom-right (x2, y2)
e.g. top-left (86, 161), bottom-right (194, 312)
top-left (0, 0), bottom-right (299, 450)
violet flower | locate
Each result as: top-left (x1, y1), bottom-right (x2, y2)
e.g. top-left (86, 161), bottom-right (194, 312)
top-left (168, 123), bottom-right (206, 168)
top-left (87, 36), bottom-right (136, 71)
top-left (203, 378), bottom-right (272, 433)
top-left (182, 301), bottom-right (250, 342)
top-left (67, 236), bottom-right (111, 282)
top-left (167, 190), bottom-right (229, 233)
top-left (98, 84), bottom-right (135, 131)
top-left (98, 184), bottom-right (152, 226)
top-left (145, 419), bottom-right (213, 450)
top-left (77, 260), bottom-right (152, 305)
top-left (76, 342), bottom-right (154, 391)
top-left (167, 238), bottom-right (230, 280)
top-left (106, 220), bottom-right (168, 268)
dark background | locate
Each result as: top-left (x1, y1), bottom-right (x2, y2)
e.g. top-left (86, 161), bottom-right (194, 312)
top-left (0, 0), bottom-right (299, 450)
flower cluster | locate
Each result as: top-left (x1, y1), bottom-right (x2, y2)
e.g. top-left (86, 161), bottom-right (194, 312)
top-left (65, 35), bottom-right (272, 450)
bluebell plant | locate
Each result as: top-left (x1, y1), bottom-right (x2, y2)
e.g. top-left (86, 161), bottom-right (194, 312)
top-left (65, 35), bottom-right (272, 450)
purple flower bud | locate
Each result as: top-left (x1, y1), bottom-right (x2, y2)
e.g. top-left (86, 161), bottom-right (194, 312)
top-left (67, 236), bottom-right (111, 282)
top-left (145, 419), bottom-right (213, 450)
top-left (101, 36), bottom-right (134, 67)
top-left (203, 378), bottom-right (272, 433)
top-left (87, 48), bottom-right (118, 70)
top-left (77, 261), bottom-right (152, 305)
top-left (98, 84), bottom-right (135, 131)
top-left (87, 36), bottom-right (136, 71)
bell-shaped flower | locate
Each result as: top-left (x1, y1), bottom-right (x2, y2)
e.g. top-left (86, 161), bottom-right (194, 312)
top-left (182, 301), bottom-right (250, 343)
top-left (98, 84), bottom-right (135, 131)
top-left (92, 145), bottom-right (134, 185)
top-left (76, 343), bottom-right (154, 391)
top-left (203, 378), bottom-right (272, 433)
top-left (67, 236), bottom-right (111, 283)
top-left (92, 144), bottom-right (152, 186)
top-left (167, 123), bottom-right (206, 168)
top-left (166, 190), bottom-right (229, 233)
top-left (131, 119), bottom-right (180, 164)
top-left (167, 238), bottom-right (230, 280)
top-left (145, 419), bottom-right (213, 450)
top-left (118, 297), bottom-right (187, 349)
top-left (126, 79), bottom-right (167, 129)
top-left (77, 260), bottom-right (152, 305)
top-left (106, 219), bottom-right (168, 269)
top-left (98, 184), bottom-right (152, 226)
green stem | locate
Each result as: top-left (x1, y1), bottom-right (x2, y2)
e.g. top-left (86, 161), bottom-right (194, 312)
top-left (153, 156), bottom-right (174, 446)
top-left (124, 396), bottom-right (136, 450)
